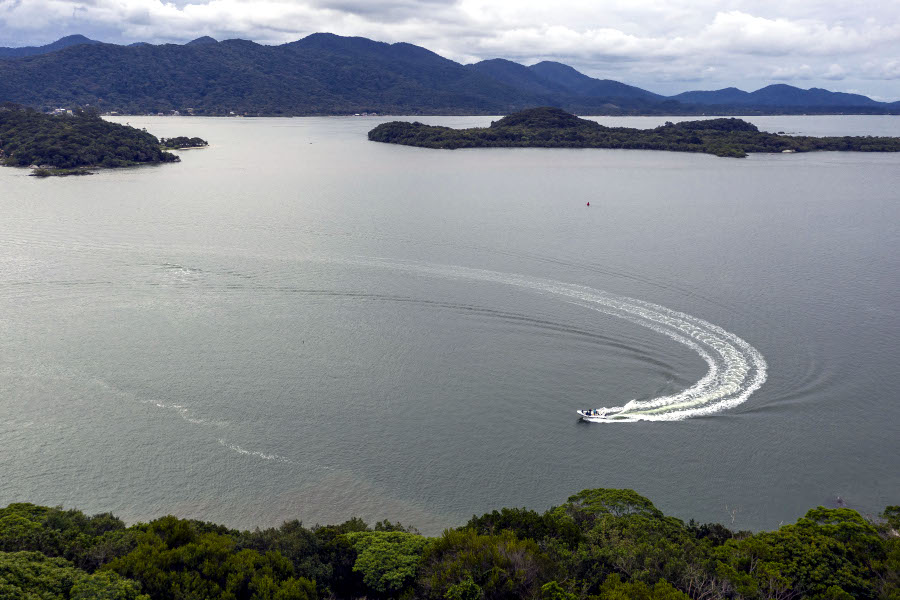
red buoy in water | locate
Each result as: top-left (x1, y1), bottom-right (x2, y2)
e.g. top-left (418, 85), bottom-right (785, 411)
top-left (586, 202), bottom-right (590, 207)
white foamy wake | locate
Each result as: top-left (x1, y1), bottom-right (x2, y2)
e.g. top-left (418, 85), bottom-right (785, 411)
top-left (148, 401), bottom-right (214, 425)
top-left (217, 439), bottom-right (293, 463)
top-left (352, 259), bottom-right (767, 422)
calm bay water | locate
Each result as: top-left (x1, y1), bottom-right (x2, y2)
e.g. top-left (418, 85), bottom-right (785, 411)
top-left (1, 115), bottom-right (898, 533)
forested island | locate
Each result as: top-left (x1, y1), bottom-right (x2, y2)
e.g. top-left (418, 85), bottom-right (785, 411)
top-left (368, 107), bottom-right (900, 158)
top-left (1, 489), bottom-right (897, 600)
top-left (0, 103), bottom-right (206, 175)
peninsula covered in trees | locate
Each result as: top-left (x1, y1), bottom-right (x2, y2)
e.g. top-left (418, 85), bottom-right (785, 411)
top-left (0, 103), bottom-right (206, 175)
top-left (1, 489), bottom-right (898, 600)
top-left (368, 107), bottom-right (900, 158)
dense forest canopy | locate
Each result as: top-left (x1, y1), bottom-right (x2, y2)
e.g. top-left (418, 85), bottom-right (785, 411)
top-left (369, 107), bottom-right (900, 158)
top-left (1, 489), bottom-right (898, 600)
top-left (0, 103), bottom-right (205, 170)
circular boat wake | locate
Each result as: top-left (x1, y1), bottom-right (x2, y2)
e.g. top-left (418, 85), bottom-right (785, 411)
top-left (355, 259), bottom-right (767, 423)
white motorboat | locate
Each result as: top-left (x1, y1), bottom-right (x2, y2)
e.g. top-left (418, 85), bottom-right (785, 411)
top-left (577, 408), bottom-right (616, 420)
top-left (577, 402), bottom-right (635, 421)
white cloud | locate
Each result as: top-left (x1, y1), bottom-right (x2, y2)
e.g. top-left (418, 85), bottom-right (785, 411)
top-left (771, 64), bottom-right (813, 81)
top-left (823, 63), bottom-right (846, 80)
top-left (0, 0), bottom-right (898, 98)
top-left (862, 59), bottom-right (900, 80)
top-left (695, 11), bottom-right (896, 56)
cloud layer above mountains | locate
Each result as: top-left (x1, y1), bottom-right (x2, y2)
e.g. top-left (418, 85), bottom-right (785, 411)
top-left (1, 0), bottom-right (898, 98)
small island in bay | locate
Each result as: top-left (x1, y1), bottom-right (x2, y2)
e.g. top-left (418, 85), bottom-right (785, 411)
top-left (0, 103), bottom-right (207, 176)
top-left (369, 106), bottom-right (900, 158)
top-left (160, 136), bottom-right (210, 150)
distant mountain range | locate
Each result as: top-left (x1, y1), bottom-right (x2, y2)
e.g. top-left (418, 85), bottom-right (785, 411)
top-left (1, 34), bottom-right (897, 116)
top-left (672, 84), bottom-right (886, 108)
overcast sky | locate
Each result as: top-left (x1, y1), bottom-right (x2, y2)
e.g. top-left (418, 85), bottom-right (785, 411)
top-left (1, 0), bottom-right (899, 99)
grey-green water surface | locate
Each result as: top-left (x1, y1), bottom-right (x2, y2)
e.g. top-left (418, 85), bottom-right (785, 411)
top-left (1, 115), bottom-right (898, 533)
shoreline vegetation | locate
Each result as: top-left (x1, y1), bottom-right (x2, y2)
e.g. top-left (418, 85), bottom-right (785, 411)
top-left (0, 103), bottom-right (207, 177)
top-left (368, 107), bottom-right (900, 158)
top-left (1, 489), bottom-right (897, 600)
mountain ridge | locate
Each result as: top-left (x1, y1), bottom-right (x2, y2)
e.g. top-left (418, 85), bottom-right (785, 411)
top-left (0, 33), bottom-right (896, 115)
top-left (0, 34), bottom-right (100, 58)
top-left (673, 83), bottom-right (883, 107)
